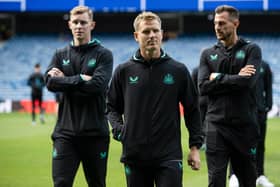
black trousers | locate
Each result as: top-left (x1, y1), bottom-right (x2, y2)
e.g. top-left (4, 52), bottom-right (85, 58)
top-left (31, 94), bottom-right (43, 121)
top-left (124, 160), bottom-right (183, 187)
top-left (52, 136), bottom-right (110, 187)
top-left (229, 111), bottom-right (267, 177)
top-left (206, 123), bottom-right (257, 187)
top-left (256, 111), bottom-right (267, 176)
top-left (200, 103), bottom-right (208, 138)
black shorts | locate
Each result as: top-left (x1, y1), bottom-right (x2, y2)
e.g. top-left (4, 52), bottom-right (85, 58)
top-left (31, 94), bottom-right (42, 104)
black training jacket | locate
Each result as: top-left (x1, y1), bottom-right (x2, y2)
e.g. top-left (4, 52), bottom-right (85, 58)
top-left (256, 61), bottom-right (273, 112)
top-left (107, 49), bottom-right (203, 164)
top-left (198, 38), bottom-right (262, 126)
top-left (45, 39), bottom-right (113, 137)
top-left (28, 72), bottom-right (45, 96)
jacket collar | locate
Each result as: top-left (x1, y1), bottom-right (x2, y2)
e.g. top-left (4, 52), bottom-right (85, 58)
top-left (70, 38), bottom-right (100, 50)
top-left (215, 37), bottom-right (250, 52)
top-left (132, 48), bottom-right (169, 66)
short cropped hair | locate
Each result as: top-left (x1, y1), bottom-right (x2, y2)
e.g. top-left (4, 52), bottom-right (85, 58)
top-left (70, 5), bottom-right (93, 20)
top-left (34, 63), bottom-right (40, 68)
top-left (215, 5), bottom-right (239, 20)
top-left (133, 12), bottom-right (161, 31)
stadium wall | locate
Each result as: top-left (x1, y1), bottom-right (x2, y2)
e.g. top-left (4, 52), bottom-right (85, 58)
top-left (2, 12), bottom-right (280, 35)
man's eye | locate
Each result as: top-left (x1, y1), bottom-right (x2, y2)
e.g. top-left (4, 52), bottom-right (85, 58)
top-left (72, 21), bottom-right (87, 25)
top-left (143, 30), bottom-right (150, 34)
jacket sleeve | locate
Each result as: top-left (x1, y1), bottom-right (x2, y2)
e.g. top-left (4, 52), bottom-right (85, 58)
top-left (75, 50), bottom-right (113, 96)
top-left (106, 65), bottom-right (125, 141)
top-left (40, 74), bottom-right (45, 88)
top-left (180, 66), bottom-right (203, 149)
top-left (45, 50), bottom-right (83, 92)
top-left (264, 62), bottom-right (273, 111)
top-left (199, 44), bottom-right (262, 96)
top-left (191, 67), bottom-right (198, 90)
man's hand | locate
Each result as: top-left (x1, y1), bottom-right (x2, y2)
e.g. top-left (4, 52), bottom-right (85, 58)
top-left (238, 65), bottom-right (256, 76)
top-left (48, 68), bottom-right (64, 77)
top-left (187, 146), bottom-right (201, 170)
top-left (209, 73), bottom-right (221, 81)
top-left (80, 74), bottom-right (92, 81)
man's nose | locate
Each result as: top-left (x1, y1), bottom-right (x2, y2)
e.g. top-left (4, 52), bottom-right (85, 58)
top-left (215, 24), bottom-right (221, 30)
top-left (149, 31), bottom-right (156, 37)
top-left (76, 22), bottom-right (83, 27)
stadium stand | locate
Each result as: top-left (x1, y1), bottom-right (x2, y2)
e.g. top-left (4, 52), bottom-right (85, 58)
top-left (0, 34), bottom-right (279, 107)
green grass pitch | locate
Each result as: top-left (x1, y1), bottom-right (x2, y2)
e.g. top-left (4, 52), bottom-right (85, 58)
top-left (0, 113), bottom-right (279, 187)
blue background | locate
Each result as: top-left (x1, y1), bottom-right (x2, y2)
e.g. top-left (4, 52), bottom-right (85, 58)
top-left (0, 0), bottom-right (279, 12)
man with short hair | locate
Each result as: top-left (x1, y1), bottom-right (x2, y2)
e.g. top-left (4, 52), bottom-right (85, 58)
top-left (28, 63), bottom-right (45, 125)
top-left (45, 5), bottom-right (113, 187)
top-left (107, 11), bottom-right (203, 187)
top-left (198, 5), bottom-right (262, 187)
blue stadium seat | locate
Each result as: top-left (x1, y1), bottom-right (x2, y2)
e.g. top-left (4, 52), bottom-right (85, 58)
top-left (0, 34), bottom-right (279, 105)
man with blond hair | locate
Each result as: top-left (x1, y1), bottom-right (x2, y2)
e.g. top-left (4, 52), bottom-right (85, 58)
top-left (107, 12), bottom-right (203, 187)
top-left (45, 5), bottom-right (113, 187)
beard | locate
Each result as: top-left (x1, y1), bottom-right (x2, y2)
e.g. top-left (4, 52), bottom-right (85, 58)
top-left (216, 31), bottom-right (232, 41)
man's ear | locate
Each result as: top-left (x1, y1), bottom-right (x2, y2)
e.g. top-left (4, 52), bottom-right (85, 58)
top-left (134, 31), bottom-right (138, 42)
top-left (233, 19), bottom-right (240, 28)
top-left (91, 21), bottom-right (96, 30)
top-left (68, 21), bottom-right (71, 30)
